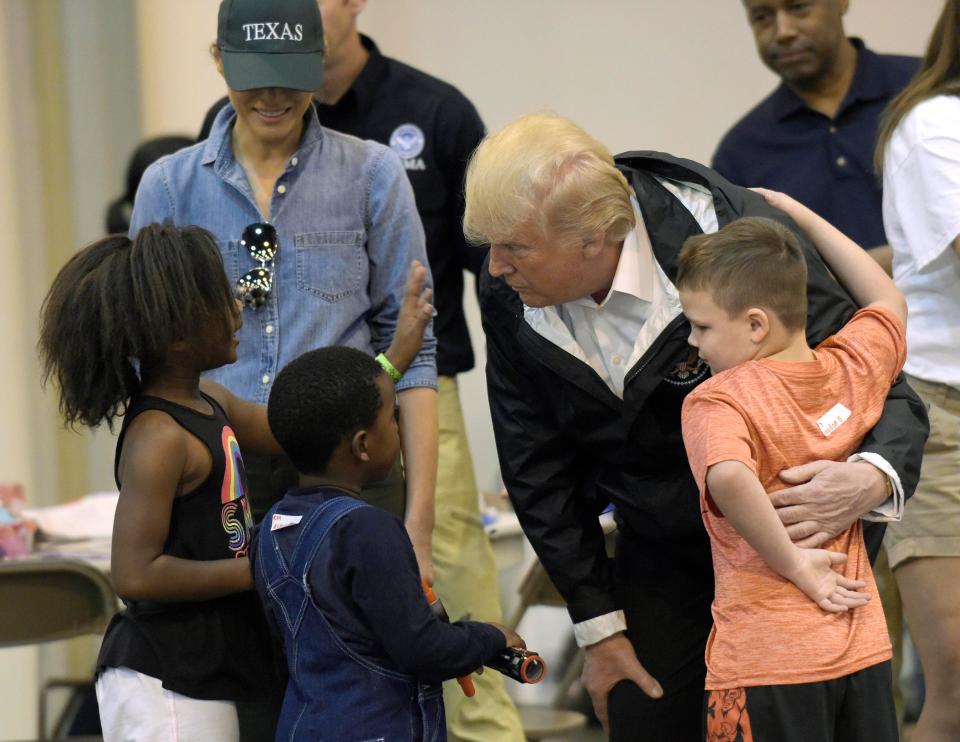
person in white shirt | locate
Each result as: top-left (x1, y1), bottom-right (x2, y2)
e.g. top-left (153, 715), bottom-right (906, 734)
top-left (875, 2), bottom-right (960, 739)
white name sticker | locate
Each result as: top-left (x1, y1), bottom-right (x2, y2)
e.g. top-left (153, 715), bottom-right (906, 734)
top-left (817, 403), bottom-right (852, 437)
top-left (270, 513), bottom-right (303, 531)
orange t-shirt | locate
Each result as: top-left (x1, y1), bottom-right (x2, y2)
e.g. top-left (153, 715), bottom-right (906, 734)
top-left (681, 307), bottom-right (905, 689)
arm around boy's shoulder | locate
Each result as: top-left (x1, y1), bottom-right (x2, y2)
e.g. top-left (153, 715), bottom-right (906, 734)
top-left (820, 306), bottom-right (908, 388)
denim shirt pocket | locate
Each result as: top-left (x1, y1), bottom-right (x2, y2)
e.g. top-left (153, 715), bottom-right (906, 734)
top-left (218, 240), bottom-right (241, 286)
top-left (294, 230), bottom-right (366, 302)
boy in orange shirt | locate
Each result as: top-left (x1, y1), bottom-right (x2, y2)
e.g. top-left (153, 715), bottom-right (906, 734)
top-left (679, 189), bottom-right (906, 742)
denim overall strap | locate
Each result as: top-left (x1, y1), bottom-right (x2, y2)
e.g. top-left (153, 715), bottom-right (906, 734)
top-left (258, 496), bottom-right (366, 641)
top-left (289, 495), bottom-right (368, 581)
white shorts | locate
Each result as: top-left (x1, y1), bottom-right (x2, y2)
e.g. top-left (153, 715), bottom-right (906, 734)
top-left (96, 666), bottom-right (239, 742)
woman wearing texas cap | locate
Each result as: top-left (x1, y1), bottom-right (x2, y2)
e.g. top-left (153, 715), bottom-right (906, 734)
top-left (129, 0), bottom-right (439, 583)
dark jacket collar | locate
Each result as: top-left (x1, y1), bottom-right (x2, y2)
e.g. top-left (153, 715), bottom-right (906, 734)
top-left (614, 151), bottom-right (739, 280)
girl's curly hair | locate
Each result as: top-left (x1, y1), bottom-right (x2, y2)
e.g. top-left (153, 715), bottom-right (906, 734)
top-left (39, 223), bottom-right (236, 429)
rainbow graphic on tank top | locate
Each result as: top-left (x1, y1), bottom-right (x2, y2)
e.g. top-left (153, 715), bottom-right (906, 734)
top-left (220, 426), bottom-right (253, 557)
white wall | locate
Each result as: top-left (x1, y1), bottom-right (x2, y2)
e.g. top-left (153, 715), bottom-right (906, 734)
top-left (133, 0), bottom-right (944, 493)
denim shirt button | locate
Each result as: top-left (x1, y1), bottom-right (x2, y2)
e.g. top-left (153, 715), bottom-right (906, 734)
top-left (262, 374), bottom-right (271, 384)
top-left (277, 184), bottom-right (287, 194)
top-left (265, 324), bottom-right (274, 334)
top-left (290, 157), bottom-right (298, 166)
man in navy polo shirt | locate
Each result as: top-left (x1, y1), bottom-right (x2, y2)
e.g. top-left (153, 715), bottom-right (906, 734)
top-left (713, 0), bottom-right (917, 274)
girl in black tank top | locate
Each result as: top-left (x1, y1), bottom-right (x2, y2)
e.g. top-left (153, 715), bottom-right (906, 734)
top-left (40, 224), bottom-right (288, 740)
top-left (39, 224), bottom-right (432, 740)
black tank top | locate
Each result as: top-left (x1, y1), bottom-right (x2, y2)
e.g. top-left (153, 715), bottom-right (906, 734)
top-left (96, 392), bottom-right (279, 701)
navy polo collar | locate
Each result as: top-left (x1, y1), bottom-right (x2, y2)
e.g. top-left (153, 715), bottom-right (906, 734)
top-left (768, 38), bottom-right (896, 121)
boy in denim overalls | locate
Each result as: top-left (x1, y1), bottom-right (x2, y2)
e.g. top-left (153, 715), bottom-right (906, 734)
top-left (252, 346), bottom-right (526, 741)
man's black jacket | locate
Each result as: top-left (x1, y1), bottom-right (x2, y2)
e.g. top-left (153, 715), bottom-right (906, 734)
top-left (479, 151), bottom-right (928, 624)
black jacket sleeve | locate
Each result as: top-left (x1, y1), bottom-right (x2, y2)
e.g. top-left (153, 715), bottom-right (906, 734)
top-left (481, 271), bottom-right (617, 623)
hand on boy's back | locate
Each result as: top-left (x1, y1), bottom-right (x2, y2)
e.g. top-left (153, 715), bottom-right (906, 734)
top-left (771, 460), bottom-right (888, 548)
top-left (788, 548), bottom-right (871, 613)
top-left (385, 261), bottom-right (434, 374)
top-left (487, 622), bottom-right (526, 650)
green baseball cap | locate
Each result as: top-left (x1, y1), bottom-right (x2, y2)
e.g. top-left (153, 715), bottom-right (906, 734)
top-left (217, 0), bottom-right (324, 92)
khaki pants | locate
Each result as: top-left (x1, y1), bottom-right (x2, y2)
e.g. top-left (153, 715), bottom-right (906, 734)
top-left (433, 376), bottom-right (524, 742)
top-left (885, 374), bottom-right (960, 567)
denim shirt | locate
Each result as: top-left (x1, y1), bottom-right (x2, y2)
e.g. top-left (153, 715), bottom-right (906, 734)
top-left (129, 104), bottom-right (436, 404)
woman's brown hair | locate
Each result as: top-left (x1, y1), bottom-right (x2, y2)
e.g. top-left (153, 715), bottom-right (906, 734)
top-left (875, 0), bottom-right (960, 174)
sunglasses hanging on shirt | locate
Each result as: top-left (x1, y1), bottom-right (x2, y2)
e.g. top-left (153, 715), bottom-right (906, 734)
top-left (236, 222), bottom-right (278, 309)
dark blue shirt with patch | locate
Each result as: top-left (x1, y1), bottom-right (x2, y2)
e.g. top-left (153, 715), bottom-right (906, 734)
top-left (712, 39), bottom-right (918, 249)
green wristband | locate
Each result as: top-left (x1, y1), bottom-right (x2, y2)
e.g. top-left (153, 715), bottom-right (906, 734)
top-left (375, 353), bottom-right (403, 383)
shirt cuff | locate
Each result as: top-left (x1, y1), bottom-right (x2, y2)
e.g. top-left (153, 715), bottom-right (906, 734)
top-left (395, 361), bottom-right (438, 392)
top-left (572, 610), bottom-right (627, 648)
top-left (848, 452), bottom-right (904, 522)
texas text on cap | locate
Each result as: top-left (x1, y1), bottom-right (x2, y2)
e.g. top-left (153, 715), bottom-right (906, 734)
top-left (217, 0), bottom-right (324, 92)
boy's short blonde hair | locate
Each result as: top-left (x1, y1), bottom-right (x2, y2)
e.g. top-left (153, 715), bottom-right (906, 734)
top-left (677, 217), bottom-right (808, 331)
top-left (463, 113), bottom-right (635, 247)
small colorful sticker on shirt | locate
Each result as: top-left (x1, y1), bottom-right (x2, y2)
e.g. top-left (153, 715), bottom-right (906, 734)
top-left (270, 513), bottom-right (303, 531)
top-left (220, 426), bottom-right (252, 556)
top-left (817, 402), bottom-right (852, 437)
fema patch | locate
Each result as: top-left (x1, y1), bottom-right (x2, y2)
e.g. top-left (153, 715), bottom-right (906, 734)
top-left (390, 124), bottom-right (425, 159)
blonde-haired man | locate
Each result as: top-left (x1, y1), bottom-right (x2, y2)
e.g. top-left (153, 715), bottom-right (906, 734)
top-left (464, 113), bottom-right (927, 741)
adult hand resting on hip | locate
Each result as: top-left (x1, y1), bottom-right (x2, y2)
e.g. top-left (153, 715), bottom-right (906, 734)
top-left (581, 632), bottom-right (663, 734)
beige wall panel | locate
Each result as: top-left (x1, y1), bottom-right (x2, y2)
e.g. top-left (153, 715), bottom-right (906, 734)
top-left (137, 0), bottom-right (222, 138)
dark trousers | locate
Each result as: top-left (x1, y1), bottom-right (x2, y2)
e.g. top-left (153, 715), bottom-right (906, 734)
top-left (704, 661), bottom-right (898, 742)
top-left (608, 530), bottom-right (715, 742)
